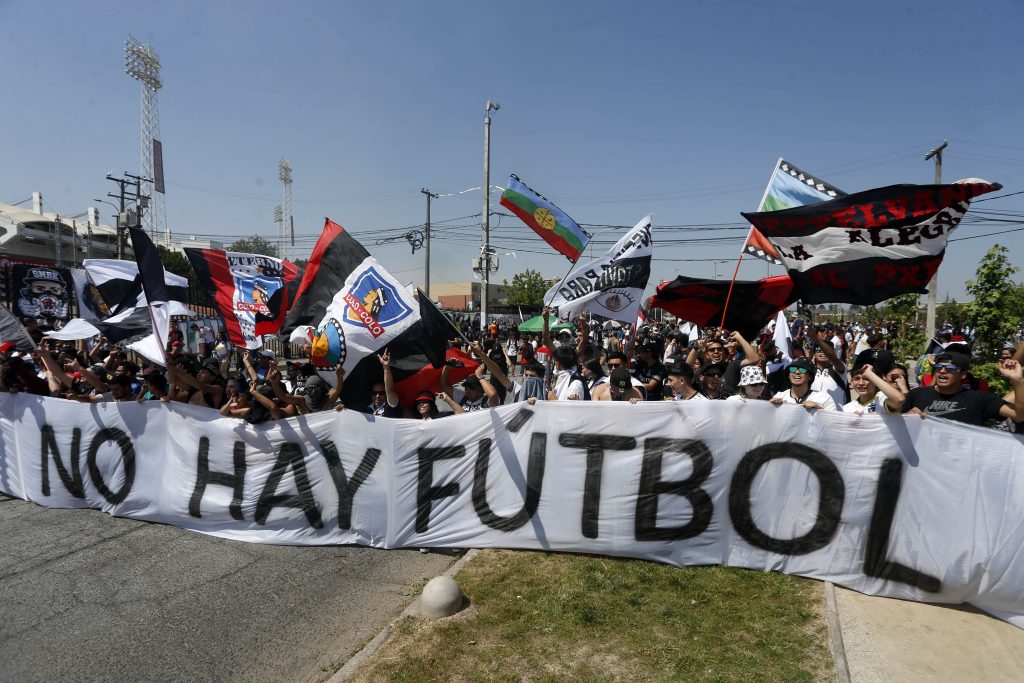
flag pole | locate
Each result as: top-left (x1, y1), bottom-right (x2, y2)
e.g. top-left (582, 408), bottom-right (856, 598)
top-left (720, 158), bottom-right (782, 331)
top-left (718, 253), bottom-right (745, 331)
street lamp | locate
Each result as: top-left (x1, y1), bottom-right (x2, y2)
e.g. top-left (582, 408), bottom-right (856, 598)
top-left (480, 100), bottom-right (499, 332)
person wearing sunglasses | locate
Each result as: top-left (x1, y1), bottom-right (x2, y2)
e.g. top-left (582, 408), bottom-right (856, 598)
top-left (902, 351), bottom-right (1024, 426)
top-left (770, 357), bottom-right (837, 411)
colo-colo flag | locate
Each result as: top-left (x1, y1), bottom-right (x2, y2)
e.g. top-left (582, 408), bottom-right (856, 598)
top-left (741, 180), bottom-right (1001, 305)
top-left (284, 219), bottom-right (421, 374)
top-left (500, 174), bottom-right (591, 262)
top-left (185, 248), bottom-right (300, 349)
top-left (742, 158), bottom-right (846, 265)
top-left (544, 215), bottom-right (652, 324)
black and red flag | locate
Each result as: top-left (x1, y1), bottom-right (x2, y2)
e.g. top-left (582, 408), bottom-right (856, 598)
top-left (185, 248), bottom-right (301, 349)
top-left (650, 275), bottom-right (798, 341)
top-left (741, 180), bottom-right (1001, 305)
top-left (337, 289), bottom-right (463, 410)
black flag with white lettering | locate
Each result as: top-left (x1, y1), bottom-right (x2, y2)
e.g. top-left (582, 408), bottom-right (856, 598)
top-left (741, 180), bottom-right (1001, 305)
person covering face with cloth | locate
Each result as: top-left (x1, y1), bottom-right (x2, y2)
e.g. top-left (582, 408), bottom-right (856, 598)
top-left (770, 357), bottom-right (836, 411)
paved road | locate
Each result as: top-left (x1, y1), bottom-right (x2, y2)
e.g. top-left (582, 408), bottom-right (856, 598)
top-left (835, 586), bottom-right (1024, 682)
top-left (0, 493), bottom-right (455, 683)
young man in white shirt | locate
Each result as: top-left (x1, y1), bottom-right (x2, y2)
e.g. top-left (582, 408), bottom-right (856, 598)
top-left (771, 357), bottom-right (837, 411)
top-left (665, 359), bottom-right (706, 401)
top-left (843, 350), bottom-right (905, 415)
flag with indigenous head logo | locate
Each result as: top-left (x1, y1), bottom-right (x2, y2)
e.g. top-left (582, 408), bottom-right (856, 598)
top-left (742, 179), bottom-right (1002, 305)
top-left (742, 159), bottom-right (846, 265)
top-left (544, 215), bottom-right (653, 324)
top-left (284, 219), bottom-right (424, 375)
top-left (500, 174), bottom-right (591, 261)
top-left (185, 248), bottom-right (300, 349)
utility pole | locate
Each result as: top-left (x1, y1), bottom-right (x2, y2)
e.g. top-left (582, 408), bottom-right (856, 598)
top-left (106, 174), bottom-right (131, 259)
top-left (106, 172), bottom-right (152, 257)
top-left (480, 100), bottom-right (499, 332)
top-left (924, 140), bottom-right (948, 342)
top-left (421, 188), bottom-right (438, 299)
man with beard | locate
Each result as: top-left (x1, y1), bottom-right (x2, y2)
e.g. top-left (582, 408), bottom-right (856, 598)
top-left (17, 267), bottom-right (69, 320)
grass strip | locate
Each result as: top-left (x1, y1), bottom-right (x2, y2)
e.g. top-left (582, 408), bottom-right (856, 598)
top-left (348, 549), bottom-right (834, 682)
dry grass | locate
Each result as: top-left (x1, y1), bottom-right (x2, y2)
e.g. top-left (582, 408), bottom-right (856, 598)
top-left (348, 550), bottom-right (834, 682)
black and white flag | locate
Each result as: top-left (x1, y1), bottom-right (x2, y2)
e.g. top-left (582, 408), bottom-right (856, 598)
top-left (83, 258), bottom-right (192, 317)
top-left (543, 215), bottom-right (653, 324)
top-left (127, 228), bottom-right (172, 366)
top-left (742, 180), bottom-right (1001, 305)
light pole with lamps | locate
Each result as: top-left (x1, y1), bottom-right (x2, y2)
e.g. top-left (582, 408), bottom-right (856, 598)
top-left (480, 100), bottom-right (499, 332)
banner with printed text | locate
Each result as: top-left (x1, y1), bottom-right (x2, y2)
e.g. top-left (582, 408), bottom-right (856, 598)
top-left (1, 395), bottom-right (1023, 627)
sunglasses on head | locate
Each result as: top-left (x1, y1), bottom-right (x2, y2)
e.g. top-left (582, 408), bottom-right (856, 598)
top-left (934, 363), bottom-right (961, 373)
top-left (788, 367), bottom-right (809, 375)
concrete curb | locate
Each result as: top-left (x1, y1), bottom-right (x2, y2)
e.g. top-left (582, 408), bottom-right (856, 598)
top-left (327, 549), bottom-right (481, 683)
top-left (825, 581), bottom-right (851, 683)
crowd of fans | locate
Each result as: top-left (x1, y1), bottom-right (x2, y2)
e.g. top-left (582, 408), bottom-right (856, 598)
top-left (1, 308), bottom-right (1022, 431)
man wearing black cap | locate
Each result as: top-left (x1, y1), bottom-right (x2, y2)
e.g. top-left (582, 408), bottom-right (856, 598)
top-left (770, 357), bottom-right (837, 411)
top-left (697, 361), bottom-right (727, 400)
top-left (592, 366), bottom-right (643, 402)
top-left (902, 352), bottom-right (1024, 426)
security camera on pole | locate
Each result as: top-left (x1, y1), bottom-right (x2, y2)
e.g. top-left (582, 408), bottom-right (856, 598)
top-left (479, 100), bottom-right (500, 332)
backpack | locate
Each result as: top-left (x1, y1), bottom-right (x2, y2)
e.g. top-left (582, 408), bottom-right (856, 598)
top-left (569, 373), bottom-right (591, 401)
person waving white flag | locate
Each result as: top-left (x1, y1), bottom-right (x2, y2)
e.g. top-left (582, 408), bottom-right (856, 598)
top-left (544, 215), bottom-right (653, 325)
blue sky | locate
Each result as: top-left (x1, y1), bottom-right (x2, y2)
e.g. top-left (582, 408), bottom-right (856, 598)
top-left (2, 0), bottom-right (1022, 303)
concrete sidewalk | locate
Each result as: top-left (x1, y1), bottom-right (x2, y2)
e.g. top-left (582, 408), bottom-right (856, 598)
top-left (833, 586), bottom-right (1024, 682)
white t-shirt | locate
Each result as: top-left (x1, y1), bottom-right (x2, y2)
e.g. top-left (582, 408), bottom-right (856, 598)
top-left (842, 393), bottom-right (895, 415)
top-left (771, 389), bottom-right (837, 411)
top-left (810, 367), bottom-right (847, 410)
top-left (552, 368), bottom-right (585, 400)
top-left (674, 390), bottom-right (708, 401)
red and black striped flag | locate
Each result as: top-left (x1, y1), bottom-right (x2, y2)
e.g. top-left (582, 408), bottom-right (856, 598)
top-left (185, 248), bottom-right (301, 349)
top-left (650, 275), bottom-right (798, 341)
top-left (742, 180), bottom-right (1001, 305)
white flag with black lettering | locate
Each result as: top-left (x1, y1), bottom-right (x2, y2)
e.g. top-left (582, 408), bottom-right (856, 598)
top-left (544, 215), bottom-right (653, 324)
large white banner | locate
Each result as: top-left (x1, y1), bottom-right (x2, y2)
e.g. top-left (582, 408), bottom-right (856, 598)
top-left (2, 395), bottom-right (1023, 627)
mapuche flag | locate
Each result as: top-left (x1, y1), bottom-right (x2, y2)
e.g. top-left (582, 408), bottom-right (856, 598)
top-left (500, 174), bottom-right (591, 261)
top-left (742, 159), bottom-right (846, 265)
top-left (741, 180), bottom-right (1001, 305)
top-left (185, 248), bottom-right (300, 349)
top-left (650, 275), bottom-right (798, 341)
top-left (283, 219), bottom-right (431, 378)
top-left (544, 215), bottom-right (652, 324)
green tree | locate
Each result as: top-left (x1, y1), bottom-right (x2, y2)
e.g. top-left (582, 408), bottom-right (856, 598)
top-left (881, 293), bottom-right (925, 360)
top-left (227, 235), bottom-right (279, 258)
top-left (503, 269), bottom-right (548, 306)
top-left (965, 245), bottom-right (1020, 359)
top-left (936, 296), bottom-right (967, 331)
top-left (158, 245), bottom-right (193, 279)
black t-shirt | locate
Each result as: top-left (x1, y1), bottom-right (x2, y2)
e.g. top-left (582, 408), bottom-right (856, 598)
top-left (902, 386), bottom-right (1010, 426)
top-left (721, 358), bottom-right (744, 398)
top-left (634, 359), bottom-right (667, 401)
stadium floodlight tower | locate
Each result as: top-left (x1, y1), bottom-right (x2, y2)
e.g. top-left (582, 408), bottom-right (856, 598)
top-left (124, 35), bottom-right (167, 242)
top-left (279, 160), bottom-right (293, 262)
